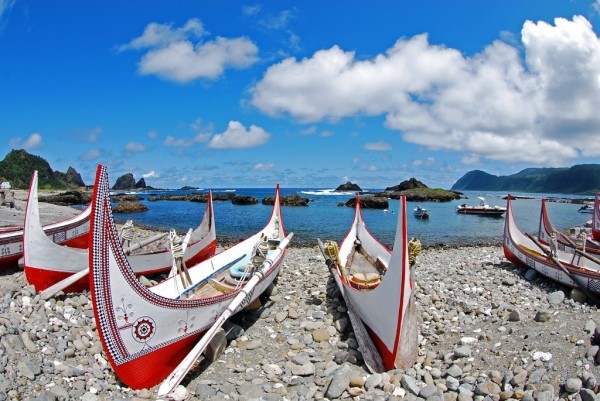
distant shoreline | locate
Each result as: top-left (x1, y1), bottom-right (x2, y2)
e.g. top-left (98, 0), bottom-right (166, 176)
top-left (2, 189), bottom-right (506, 250)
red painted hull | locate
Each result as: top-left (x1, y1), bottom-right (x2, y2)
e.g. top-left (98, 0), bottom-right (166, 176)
top-left (89, 164), bottom-right (290, 390)
top-left (593, 193), bottom-right (600, 241)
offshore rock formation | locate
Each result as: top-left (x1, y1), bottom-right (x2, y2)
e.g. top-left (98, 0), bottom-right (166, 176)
top-left (385, 177), bottom-right (427, 191)
top-left (111, 174), bottom-right (154, 191)
top-left (111, 174), bottom-right (136, 191)
top-left (335, 181), bottom-right (362, 192)
top-left (112, 200), bottom-right (148, 213)
top-left (147, 193), bottom-right (236, 202)
top-left (135, 178), bottom-right (147, 189)
top-left (38, 191), bottom-right (92, 206)
top-left (344, 196), bottom-right (389, 209)
top-left (377, 178), bottom-right (460, 202)
top-left (263, 194), bottom-right (310, 206)
top-left (231, 195), bottom-right (259, 205)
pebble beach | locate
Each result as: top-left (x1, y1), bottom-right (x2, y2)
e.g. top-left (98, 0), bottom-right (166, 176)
top-left (1, 195), bottom-right (600, 401)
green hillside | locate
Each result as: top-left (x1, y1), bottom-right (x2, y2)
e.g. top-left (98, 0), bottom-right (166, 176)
top-left (451, 164), bottom-right (600, 194)
top-left (0, 149), bottom-right (83, 190)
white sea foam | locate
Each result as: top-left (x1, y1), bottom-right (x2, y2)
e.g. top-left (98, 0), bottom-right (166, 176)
top-left (300, 189), bottom-right (355, 196)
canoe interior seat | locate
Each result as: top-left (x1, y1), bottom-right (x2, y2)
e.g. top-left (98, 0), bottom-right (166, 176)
top-left (208, 278), bottom-right (237, 293)
top-left (349, 272), bottom-right (381, 290)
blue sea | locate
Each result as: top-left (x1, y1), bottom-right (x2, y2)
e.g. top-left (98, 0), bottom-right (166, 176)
top-left (109, 188), bottom-right (595, 248)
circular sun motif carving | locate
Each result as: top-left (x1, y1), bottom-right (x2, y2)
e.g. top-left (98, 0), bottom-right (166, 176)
top-left (132, 316), bottom-right (156, 343)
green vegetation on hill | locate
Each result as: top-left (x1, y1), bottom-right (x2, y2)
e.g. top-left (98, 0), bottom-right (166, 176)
top-left (0, 149), bottom-right (83, 190)
top-left (374, 178), bottom-right (460, 202)
top-left (452, 164), bottom-right (600, 194)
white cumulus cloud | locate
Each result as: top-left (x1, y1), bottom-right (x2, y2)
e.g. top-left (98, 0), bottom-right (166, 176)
top-left (208, 121), bottom-right (271, 149)
top-left (253, 163), bottom-right (274, 171)
top-left (125, 142), bottom-right (146, 153)
top-left (119, 19), bottom-right (205, 51)
top-left (80, 149), bottom-right (103, 161)
top-left (119, 18), bottom-right (258, 83)
top-left (0, 0), bottom-right (15, 28)
top-left (164, 132), bottom-right (211, 148)
top-left (250, 15), bottom-right (600, 167)
top-left (364, 141), bottom-right (391, 151)
top-left (9, 133), bottom-right (43, 150)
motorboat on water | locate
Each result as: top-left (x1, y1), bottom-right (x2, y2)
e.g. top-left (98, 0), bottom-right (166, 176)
top-left (456, 197), bottom-right (506, 217)
top-left (413, 205), bottom-right (429, 219)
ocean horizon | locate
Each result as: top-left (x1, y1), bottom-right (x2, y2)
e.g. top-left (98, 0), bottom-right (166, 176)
top-left (107, 188), bottom-right (595, 248)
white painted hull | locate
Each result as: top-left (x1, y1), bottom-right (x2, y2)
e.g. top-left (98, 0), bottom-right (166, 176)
top-left (23, 170), bottom-right (216, 294)
top-left (0, 173), bottom-right (91, 267)
top-left (326, 195), bottom-right (418, 371)
top-left (89, 164), bottom-right (290, 390)
top-left (504, 195), bottom-right (600, 294)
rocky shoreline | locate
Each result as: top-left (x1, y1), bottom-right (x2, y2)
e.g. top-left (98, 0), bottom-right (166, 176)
top-left (1, 245), bottom-right (600, 400)
top-left (1, 196), bottom-right (600, 400)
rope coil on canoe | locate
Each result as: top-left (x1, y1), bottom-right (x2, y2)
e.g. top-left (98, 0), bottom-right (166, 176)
top-left (323, 240), bottom-right (341, 267)
top-left (119, 219), bottom-right (135, 242)
top-left (169, 229), bottom-right (184, 259)
top-left (323, 240), bottom-right (350, 283)
top-left (251, 234), bottom-right (269, 268)
top-left (408, 237), bottom-right (421, 267)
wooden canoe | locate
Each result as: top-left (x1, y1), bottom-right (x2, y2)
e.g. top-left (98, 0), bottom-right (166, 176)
top-left (318, 194), bottom-right (418, 372)
top-left (22, 169), bottom-right (217, 295)
top-left (0, 172), bottom-right (91, 268)
top-left (593, 193), bottom-right (600, 242)
top-left (89, 164), bottom-right (291, 390)
top-left (537, 198), bottom-right (600, 258)
top-left (504, 195), bottom-right (600, 295)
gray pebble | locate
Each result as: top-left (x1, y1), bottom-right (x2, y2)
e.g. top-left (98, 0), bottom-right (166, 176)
top-left (564, 377), bottom-right (582, 393)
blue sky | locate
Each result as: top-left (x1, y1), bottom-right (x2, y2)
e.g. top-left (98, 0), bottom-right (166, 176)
top-left (2, 1), bottom-right (600, 189)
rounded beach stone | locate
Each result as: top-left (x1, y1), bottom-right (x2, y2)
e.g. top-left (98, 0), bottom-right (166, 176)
top-left (564, 378), bottom-right (582, 393)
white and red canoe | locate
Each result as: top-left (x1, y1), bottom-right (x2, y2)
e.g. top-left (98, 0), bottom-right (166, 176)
top-left (0, 173), bottom-right (91, 268)
top-left (537, 198), bottom-right (600, 257)
top-left (23, 168), bottom-right (217, 295)
top-left (504, 195), bottom-right (600, 295)
top-left (89, 164), bottom-right (291, 390)
top-left (318, 194), bottom-right (418, 372)
top-left (593, 193), bottom-right (600, 242)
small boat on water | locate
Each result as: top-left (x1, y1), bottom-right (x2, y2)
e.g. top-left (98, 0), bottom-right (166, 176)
top-left (413, 205), bottom-right (429, 219)
top-left (503, 195), bottom-right (600, 298)
top-left (88, 164), bottom-right (293, 393)
top-left (22, 168), bottom-right (217, 297)
top-left (0, 174), bottom-right (91, 268)
top-left (456, 196), bottom-right (506, 217)
top-left (317, 194), bottom-right (418, 372)
top-left (579, 204), bottom-right (594, 214)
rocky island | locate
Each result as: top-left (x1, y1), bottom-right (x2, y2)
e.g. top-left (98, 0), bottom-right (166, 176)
top-left (376, 178), bottom-right (460, 202)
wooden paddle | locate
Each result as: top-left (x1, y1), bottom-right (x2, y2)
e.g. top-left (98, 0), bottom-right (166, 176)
top-left (38, 232), bottom-right (168, 300)
top-left (526, 232), bottom-right (600, 306)
top-left (39, 267), bottom-right (89, 300)
top-left (123, 231), bottom-right (168, 254)
top-left (155, 232), bottom-right (294, 400)
top-left (317, 238), bottom-right (385, 373)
